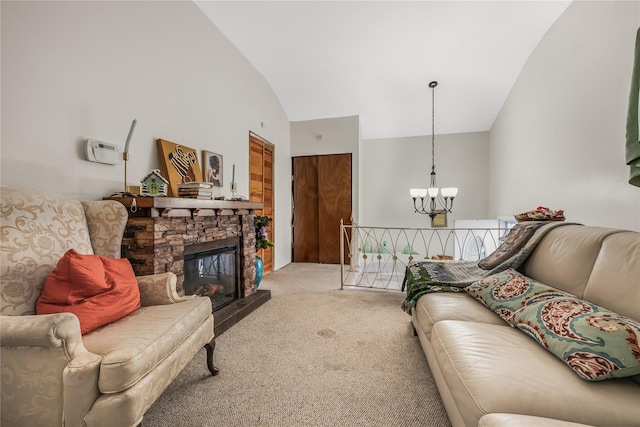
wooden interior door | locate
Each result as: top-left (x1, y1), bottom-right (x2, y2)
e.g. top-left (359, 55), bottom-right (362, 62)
top-left (318, 154), bottom-right (352, 264)
top-left (293, 153), bottom-right (352, 264)
top-left (292, 156), bottom-right (319, 262)
top-left (249, 134), bottom-right (274, 273)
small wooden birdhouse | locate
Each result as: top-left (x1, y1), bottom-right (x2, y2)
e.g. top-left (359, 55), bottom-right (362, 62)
top-left (141, 169), bottom-right (169, 196)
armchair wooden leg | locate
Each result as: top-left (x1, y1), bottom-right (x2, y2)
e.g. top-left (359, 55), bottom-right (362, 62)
top-left (204, 338), bottom-right (220, 376)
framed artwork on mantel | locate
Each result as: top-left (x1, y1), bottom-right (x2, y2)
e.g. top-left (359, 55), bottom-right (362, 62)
top-left (202, 151), bottom-right (223, 187)
top-left (156, 139), bottom-right (202, 197)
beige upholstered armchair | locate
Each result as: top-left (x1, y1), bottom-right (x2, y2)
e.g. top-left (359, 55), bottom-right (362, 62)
top-left (0, 185), bottom-right (218, 427)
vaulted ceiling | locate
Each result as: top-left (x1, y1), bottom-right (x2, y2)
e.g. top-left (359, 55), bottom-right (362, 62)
top-left (196, 1), bottom-right (571, 139)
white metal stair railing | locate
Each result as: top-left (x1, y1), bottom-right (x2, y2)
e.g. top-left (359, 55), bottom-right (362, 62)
top-left (340, 222), bottom-right (510, 291)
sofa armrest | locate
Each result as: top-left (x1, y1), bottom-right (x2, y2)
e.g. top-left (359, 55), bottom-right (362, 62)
top-left (1, 313), bottom-right (102, 426)
top-left (2, 313), bottom-right (95, 355)
top-left (137, 272), bottom-right (195, 306)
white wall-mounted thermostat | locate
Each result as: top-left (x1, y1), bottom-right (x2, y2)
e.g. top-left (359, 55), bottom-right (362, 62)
top-left (85, 139), bottom-right (121, 165)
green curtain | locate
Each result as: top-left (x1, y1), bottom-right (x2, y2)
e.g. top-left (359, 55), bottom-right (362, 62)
top-left (626, 27), bottom-right (640, 187)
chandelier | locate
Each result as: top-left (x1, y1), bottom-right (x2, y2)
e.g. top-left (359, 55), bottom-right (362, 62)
top-left (410, 81), bottom-right (458, 219)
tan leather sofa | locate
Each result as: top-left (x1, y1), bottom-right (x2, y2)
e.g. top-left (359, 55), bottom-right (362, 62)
top-left (0, 185), bottom-right (218, 427)
top-left (411, 224), bottom-right (640, 427)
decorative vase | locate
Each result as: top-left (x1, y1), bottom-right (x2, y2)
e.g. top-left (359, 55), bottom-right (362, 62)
top-left (255, 255), bottom-right (263, 287)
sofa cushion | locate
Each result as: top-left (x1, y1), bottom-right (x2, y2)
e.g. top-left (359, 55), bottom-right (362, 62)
top-left (413, 292), bottom-right (506, 340)
top-left (519, 225), bottom-right (624, 298)
top-left (583, 231), bottom-right (640, 320)
top-left (465, 269), bottom-right (575, 323)
top-left (478, 413), bottom-right (595, 427)
top-left (512, 296), bottom-right (640, 381)
top-left (82, 296), bottom-right (212, 393)
top-left (430, 320), bottom-right (640, 427)
top-left (36, 249), bottom-right (140, 334)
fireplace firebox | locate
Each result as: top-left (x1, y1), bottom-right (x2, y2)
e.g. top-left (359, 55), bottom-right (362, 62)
top-left (184, 240), bottom-right (240, 312)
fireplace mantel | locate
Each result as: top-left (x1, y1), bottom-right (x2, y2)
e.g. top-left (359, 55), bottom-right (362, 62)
top-left (106, 196), bottom-right (262, 218)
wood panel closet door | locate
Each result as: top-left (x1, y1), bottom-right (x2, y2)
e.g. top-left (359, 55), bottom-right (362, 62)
top-left (292, 156), bottom-right (319, 262)
top-left (293, 153), bottom-right (351, 264)
top-left (249, 135), bottom-right (274, 274)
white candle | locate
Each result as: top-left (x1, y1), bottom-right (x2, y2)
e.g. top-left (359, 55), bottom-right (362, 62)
top-left (124, 118), bottom-right (137, 154)
top-left (232, 164), bottom-right (235, 183)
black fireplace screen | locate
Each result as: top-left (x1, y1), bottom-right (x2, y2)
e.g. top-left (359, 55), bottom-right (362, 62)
top-left (183, 244), bottom-right (239, 311)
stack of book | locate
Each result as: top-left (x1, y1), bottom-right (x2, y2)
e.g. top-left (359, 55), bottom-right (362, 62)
top-left (177, 182), bottom-right (214, 200)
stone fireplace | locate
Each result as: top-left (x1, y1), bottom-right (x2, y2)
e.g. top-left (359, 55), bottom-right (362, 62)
top-left (111, 196), bottom-right (271, 335)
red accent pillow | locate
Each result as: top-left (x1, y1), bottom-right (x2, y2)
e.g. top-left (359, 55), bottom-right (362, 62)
top-left (36, 249), bottom-right (141, 334)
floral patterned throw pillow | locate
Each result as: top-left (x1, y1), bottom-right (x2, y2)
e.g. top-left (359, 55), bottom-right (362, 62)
top-left (465, 269), bottom-right (575, 323)
top-left (512, 297), bottom-right (640, 381)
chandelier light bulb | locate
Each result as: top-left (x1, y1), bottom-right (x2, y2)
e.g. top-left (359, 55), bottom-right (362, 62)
top-left (410, 188), bottom-right (428, 198)
top-left (441, 187), bottom-right (458, 198)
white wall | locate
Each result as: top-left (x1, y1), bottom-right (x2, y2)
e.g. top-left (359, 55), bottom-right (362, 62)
top-left (360, 132), bottom-right (490, 228)
top-left (1, 0), bottom-right (292, 268)
top-left (490, 0), bottom-right (640, 230)
top-left (291, 115), bottom-right (360, 156)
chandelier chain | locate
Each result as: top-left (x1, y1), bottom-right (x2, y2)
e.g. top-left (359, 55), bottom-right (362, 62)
top-left (431, 82), bottom-right (436, 181)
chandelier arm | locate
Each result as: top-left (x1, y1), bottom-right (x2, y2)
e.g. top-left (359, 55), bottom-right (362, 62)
top-left (440, 194), bottom-right (451, 211)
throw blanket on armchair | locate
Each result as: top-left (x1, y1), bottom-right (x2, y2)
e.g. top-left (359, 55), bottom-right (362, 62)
top-left (401, 221), bottom-right (575, 312)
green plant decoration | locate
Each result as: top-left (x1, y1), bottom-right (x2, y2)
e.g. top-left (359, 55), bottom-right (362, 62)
top-left (255, 215), bottom-right (274, 250)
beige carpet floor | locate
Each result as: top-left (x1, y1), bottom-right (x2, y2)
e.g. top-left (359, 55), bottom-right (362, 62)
top-left (143, 263), bottom-right (451, 427)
